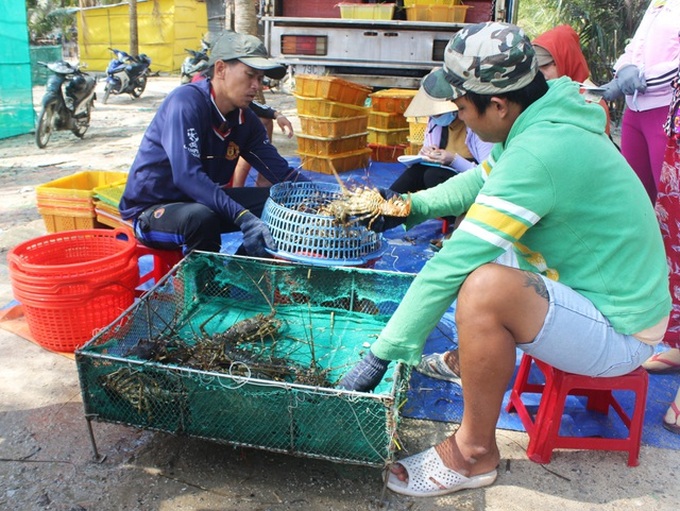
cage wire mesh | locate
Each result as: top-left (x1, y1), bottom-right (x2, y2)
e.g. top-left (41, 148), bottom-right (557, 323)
top-left (76, 252), bottom-right (415, 466)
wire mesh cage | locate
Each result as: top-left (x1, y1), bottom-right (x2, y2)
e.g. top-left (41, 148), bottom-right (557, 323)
top-left (261, 181), bottom-right (386, 266)
top-left (76, 252), bottom-right (415, 467)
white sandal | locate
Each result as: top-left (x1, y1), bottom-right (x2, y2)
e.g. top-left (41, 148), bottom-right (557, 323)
top-left (415, 352), bottom-right (462, 386)
top-left (386, 447), bottom-right (497, 497)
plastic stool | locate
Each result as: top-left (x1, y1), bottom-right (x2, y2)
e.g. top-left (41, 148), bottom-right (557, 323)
top-left (135, 244), bottom-right (183, 296)
top-left (505, 354), bottom-right (648, 467)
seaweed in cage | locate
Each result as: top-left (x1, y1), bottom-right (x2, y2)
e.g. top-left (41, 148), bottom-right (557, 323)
top-left (100, 367), bottom-right (189, 431)
top-left (122, 263), bottom-right (335, 387)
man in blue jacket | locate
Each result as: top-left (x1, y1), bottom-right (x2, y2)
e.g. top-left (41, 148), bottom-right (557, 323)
top-left (119, 31), bottom-right (307, 257)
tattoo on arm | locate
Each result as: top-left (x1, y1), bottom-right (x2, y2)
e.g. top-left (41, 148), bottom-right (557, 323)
top-left (523, 272), bottom-right (549, 300)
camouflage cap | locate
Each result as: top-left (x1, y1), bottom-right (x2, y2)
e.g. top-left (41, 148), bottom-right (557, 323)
top-left (422, 22), bottom-right (538, 100)
top-left (209, 30), bottom-right (286, 80)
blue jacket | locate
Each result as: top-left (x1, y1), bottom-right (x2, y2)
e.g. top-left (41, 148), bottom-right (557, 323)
top-left (119, 79), bottom-right (303, 221)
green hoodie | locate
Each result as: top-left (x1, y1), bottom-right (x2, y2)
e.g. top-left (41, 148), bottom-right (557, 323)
top-left (372, 77), bottom-right (671, 365)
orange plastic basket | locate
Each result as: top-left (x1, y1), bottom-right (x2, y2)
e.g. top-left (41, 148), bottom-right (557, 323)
top-left (14, 272), bottom-right (137, 353)
top-left (8, 229), bottom-right (139, 353)
top-left (7, 228), bottom-right (136, 278)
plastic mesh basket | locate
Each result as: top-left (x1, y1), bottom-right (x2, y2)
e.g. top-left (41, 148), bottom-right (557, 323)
top-left (261, 182), bottom-right (385, 266)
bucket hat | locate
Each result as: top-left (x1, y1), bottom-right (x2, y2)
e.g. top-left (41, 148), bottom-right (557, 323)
top-left (422, 22), bottom-right (537, 100)
top-left (209, 30), bottom-right (286, 80)
top-left (404, 86), bottom-right (458, 117)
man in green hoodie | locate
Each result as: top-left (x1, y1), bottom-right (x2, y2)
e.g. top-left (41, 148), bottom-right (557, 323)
top-left (339, 22), bottom-right (671, 497)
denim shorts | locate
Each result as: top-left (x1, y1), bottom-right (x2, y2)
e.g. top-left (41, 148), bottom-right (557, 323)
top-left (518, 275), bottom-right (654, 377)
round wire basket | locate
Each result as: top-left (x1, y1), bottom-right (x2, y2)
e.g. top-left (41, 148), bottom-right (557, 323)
top-left (261, 181), bottom-right (386, 267)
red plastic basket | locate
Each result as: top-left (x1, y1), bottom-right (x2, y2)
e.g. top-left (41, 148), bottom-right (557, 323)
top-left (10, 256), bottom-right (139, 297)
top-left (7, 228), bottom-right (136, 278)
top-left (18, 285), bottom-right (136, 353)
top-left (7, 228), bottom-right (139, 353)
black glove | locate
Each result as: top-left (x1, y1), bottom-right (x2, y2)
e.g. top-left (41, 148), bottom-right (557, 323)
top-left (359, 188), bottom-right (408, 233)
top-left (337, 351), bottom-right (390, 392)
top-left (234, 210), bottom-right (277, 257)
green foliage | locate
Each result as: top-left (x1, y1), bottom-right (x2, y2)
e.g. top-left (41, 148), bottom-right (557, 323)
top-left (518, 0), bottom-right (648, 84)
top-left (517, 0), bottom-right (649, 123)
top-left (27, 0), bottom-right (79, 45)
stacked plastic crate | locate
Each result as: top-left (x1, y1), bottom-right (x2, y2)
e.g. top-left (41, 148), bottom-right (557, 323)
top-left (403, 0), bottom-right (471, 22)
top-left (36, 170), bottom-right (128, 233)
top-left (405, 115), bottom-right (428, 155)
top-left (367, 89), bottom-right (416, 162)
top-left (93, 179), bottom-right (132, 229)
top-left (293, 75), bottom-right (372, 174)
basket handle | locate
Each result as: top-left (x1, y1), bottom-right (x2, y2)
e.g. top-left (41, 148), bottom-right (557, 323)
top-left (15, 280), bottom-right (138, 307)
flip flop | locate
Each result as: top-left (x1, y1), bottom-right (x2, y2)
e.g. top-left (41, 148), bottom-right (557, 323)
top-left (663, 401), bottom-right (680, 435)
top-left (385, 447), bottom-right (497, 497)
top-left (642, 352), bottom-right (680, 374)
top-left (415, 352), bottom-right (462, 386)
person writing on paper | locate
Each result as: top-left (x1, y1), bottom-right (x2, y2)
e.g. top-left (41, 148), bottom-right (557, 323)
top-left (391, 88), bottom-right (493, 195)
top-left (532, 24), bottom-right (611, 135)
top-left (337, 22), bottom-right (670, 497)
top-left (601, 0), bottom-right (680, 203)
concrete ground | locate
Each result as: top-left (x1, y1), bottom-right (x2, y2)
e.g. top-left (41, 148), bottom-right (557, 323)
top-left (0, 76), bottom-right (678, 511)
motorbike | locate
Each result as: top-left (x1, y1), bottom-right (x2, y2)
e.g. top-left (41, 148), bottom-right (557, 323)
top-left (102, 48), bottom-right (152, 104)
top-left (35, 60), bottom-right (97, 149)
top-left (180, 39), bottom-right (210, 83)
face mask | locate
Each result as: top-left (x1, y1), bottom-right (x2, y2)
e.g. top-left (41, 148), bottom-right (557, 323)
top-left (431, 111), bottom-right (457, 126)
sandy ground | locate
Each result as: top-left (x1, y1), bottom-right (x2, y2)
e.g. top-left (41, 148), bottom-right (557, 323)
top-left (0, 76), bottom-right (679, 511)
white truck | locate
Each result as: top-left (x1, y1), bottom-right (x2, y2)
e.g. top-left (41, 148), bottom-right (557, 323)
top-left (262, 0), bottom-right (519, 89)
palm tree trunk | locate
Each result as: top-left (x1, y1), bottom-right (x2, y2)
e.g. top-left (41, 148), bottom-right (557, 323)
top-left (129, 0), bottom-right (139, 56)
top-left (234, 0), bottom-right (258, 36)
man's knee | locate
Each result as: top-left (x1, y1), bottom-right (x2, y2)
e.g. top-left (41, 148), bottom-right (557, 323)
top-left (181, 204), bottom-right (221, 252)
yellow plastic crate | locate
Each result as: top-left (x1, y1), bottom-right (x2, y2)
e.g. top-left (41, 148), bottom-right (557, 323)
top-left (369, 143), bottom-right (408, 163)
top-left (294, 75), bottom-right (372, 106)
top-left (36, 171), bottom-right (128, 202)
top-left (93, 180), bottom-right (127, 208)
top-left (369, 89), bottom-right (417, 114)
top-left (296, 132), bottom-right (368, 156)
top-left (299, 148), bottom-right (371, 174)
top-left (38, 207), bottom-right (106, 233)
top-left (368, 111), bottom-right (409, 130)
top-left (407, 116), bottom-right (429, 145)
top-left (404, 0), bottom-right (461, 5)
top-left (95, 201), bottom-right (132, 230)
top-left (405, 4), bottom-right (470, 22)
top-left (405, 142), bottom-right (423, 155)
top-left (368, 127), bottom-right (410, 146)
top-left (294, 94), bottom-right (370, 118)
top-left (338, 2), bottom-right (395, 20)
top-left (298, 115), bottom-right (369, 138)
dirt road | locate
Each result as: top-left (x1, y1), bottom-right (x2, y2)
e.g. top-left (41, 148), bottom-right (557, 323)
top-left (0, 76), bottom-right (678, 511)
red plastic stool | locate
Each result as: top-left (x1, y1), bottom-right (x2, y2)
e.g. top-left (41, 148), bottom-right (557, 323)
top-left (505, 353), bottom-right (648, 467)
top-left (135, 244), bottom-right (183, 296)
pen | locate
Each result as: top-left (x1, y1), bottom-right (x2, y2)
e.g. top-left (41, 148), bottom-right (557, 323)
top-left (632, 67), bottom-right (644, 111)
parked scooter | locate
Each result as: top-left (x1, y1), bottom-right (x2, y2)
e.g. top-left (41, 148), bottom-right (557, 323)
top-left (180, 39), bottom-right (210, 83)
top-left (102, 48), bottom-right (151, 104)
top-left (35, 60), bottom-right (97, 149)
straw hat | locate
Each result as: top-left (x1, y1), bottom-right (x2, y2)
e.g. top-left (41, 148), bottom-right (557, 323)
top-left (404, 86), bottom-right (458, 118)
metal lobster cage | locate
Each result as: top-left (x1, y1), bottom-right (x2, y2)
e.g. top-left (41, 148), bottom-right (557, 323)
top-left (75, 252), bottom-right (414, 467)
top-left (261, 181), bottom-right (386, 266)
